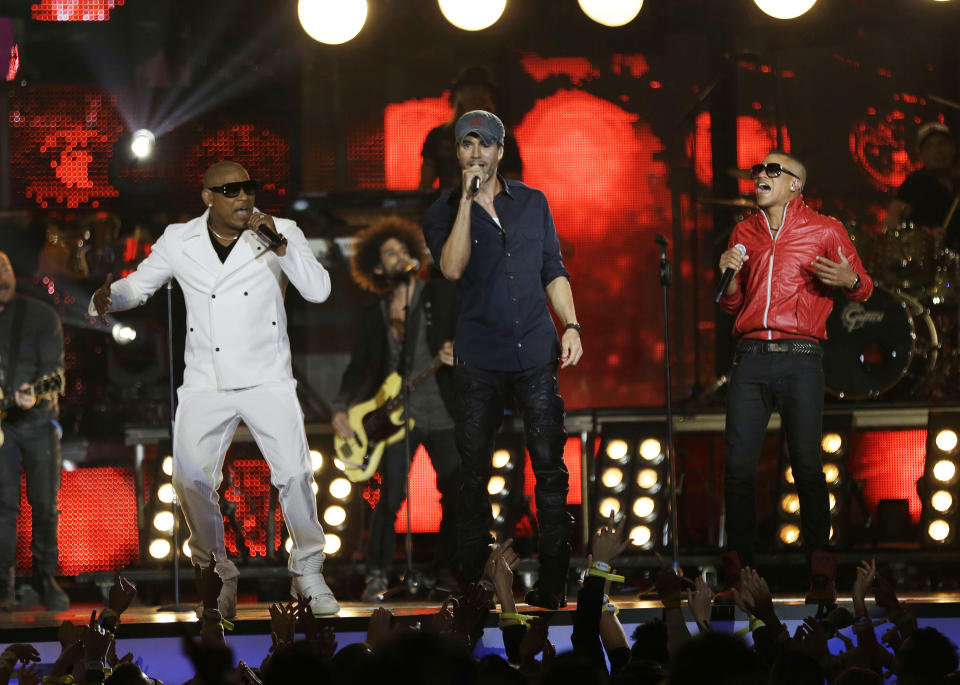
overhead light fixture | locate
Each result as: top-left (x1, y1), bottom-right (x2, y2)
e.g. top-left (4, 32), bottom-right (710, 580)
top-left (298, 0), bottom-right (368, 45)
top-left (639, 438), bottom-right (663, 462)
top-left (936, 429), bottom-right (958, 452)
top-left (310, 449), bottom-right (323, 471)
top-left (578, 0), bottom-right (644, 27)
top-left (492, 449), bottom-right (512, 469)
top-left (438, 0), bottom-right (507, 31)
top-left (753, 0), bottom-right (816, 19)
top-left (149, 538), bottom-right (171, 559)
top-left (130, 129), bottom-right (155, 159)
top-left (606, 439), bottom-right (629, 461)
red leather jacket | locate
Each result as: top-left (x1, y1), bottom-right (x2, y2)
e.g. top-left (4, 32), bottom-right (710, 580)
top-left (720, 198), bottom-right (873, 341)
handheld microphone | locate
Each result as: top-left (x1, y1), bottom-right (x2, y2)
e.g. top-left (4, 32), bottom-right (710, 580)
top-left (714, 243), bottom-right (746, 303)
top-left (402, 258), bottom-right (420, 274)
top-left (470, 175), bottom-right (481, 194)
top-left (254, 222), bottom-right (287, 252)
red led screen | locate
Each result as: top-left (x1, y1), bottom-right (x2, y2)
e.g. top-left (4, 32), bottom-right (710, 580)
top-left (849, 429), bottom-right (926, 523)
top-left (16, 467), bottom-right (139, 575)
top-left (31, 1), bottom-right (124, 21)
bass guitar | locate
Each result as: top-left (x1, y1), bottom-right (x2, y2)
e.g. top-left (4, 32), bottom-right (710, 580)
top-left (0, 371), bottom-right (66, 448)
top-left (335, 355), bottom-right (444, 483)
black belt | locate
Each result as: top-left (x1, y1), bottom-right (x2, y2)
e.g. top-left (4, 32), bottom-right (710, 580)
top-left (736, 339), bottom-right (823, 356)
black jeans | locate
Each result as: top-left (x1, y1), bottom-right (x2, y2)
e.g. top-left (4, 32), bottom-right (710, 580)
top-left (455, 360), bottom-right (572, 583)
top-left (0, 420), bottom-right (61, 575)
top-left (724, 345), bottom-right (828, 566)
top-left (366, 427), bottom-right (460, 575)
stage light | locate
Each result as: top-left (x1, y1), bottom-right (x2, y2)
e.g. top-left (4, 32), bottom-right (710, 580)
top-left (821, 433), bottom-right (843, 454)
top-left (829, 492), bottom-right (837, 511)
top-left (778, 523), bottom-right (801, 545)
top-left (928, 519), bottom-right (951, 542)
top-left (936, 429), bottom-right (958, 452)
top-left (130, 129), bottom-right (155, 159)
top-left (329, 477), bottom-right (351, 500)
top-left (781, 493), bottom-right (800, 514)
top-left (599, 497), bottom-right (621, 517)
top-left (182, 541), bottom-right (191, 558)
top-left (636, 468), bottom-right (659, 490)
top-left (578, 0), bottom-right (643, 27)
top-left (632, 496), bottom-right (655, 519)
top-left (438, 0), bottom-right (507, 31)
top-left (153, 511), bottom-right (174, 532)
top-left (487, 475), bottom-right (507, 496)
top-left (149, 538), bottom-right (171, 559)
top-left (785, 466), bottom-right (794, 484)
top-left (285, 537), bottom-right (293, 553)
top-left (298, 0), bottom-right (368, 45)
top-left (629, 525), bottom-right (652, 547)
top-left (310, 449), bottom-right (324, 471)
top-left (934, 459), bottom-right (957, 482)
top-left (602, 467), bottom-right (624, 489)
top-left (324, 534), bottom-right (342, 555)
top-left (111, 323), bottom-right (137, 345)
top-left (324, 505), bottom-right (347, 527)
top-left (492, 449), bottom-right (512, 469)
top-left (491, 502), bottom-right (502, 520)
top-left (162, 456), bottom-right (173, 477)
top-left (311, 481), bottom-right (319, 495)
top-left (823, 463), bottom-right (840, 484)
top-left (606, 439), bottom-right (629, 461)
top-left (932, 490), bottom-right (954, 513)
top-left (334, 458), bottom-right (346, 471)
top-left (157, 483), bottom-right (175, 504)
top-left (753, 0), bottom-right (816, 19)
top-left (639, 438), bottom-right (663, 462)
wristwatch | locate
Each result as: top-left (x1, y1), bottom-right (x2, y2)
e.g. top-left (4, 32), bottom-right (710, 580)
top-left (847, 274), bottom-right (861, 291)
top-left (565, 322), bottom-right (582, 336)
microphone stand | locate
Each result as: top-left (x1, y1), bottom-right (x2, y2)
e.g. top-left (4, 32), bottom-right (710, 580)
top-left (655, 235), bottom-right (681, 570)
top-left (158, 280), bottom-right (192, 611)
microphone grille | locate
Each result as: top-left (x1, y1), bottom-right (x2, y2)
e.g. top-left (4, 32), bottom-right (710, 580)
top-left (734, 243), bottom-right (747, 256)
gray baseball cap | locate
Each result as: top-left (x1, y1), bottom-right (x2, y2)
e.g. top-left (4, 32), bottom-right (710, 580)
top-left (455, 110), bottom-right (505, 146)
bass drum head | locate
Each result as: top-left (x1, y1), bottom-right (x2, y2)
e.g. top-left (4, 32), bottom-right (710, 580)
top-left (823, 287), bottom-right (918, 399)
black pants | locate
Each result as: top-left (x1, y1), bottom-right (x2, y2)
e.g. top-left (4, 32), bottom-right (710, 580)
top-left (455, 360), bottom-right (571, 583)
top-left (0, 420), bottom-right (61, 575)
top-left (724, 345), bottom-right (829, 566)
top-left (366, 427), bottom-right (460, 574)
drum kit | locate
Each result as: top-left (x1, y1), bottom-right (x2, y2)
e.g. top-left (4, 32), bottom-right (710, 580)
top-left (823, 220), bottom-right (959, 400)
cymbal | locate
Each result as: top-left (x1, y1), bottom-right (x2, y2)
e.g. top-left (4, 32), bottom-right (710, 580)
top-left (698, 196), bottom-right (756, 208)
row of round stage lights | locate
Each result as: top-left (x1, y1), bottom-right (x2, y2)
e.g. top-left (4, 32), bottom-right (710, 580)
top-left (777, 433), bottom-right (843, 547)
top-left (928, 429), bottom-right (958, 543)
top-left (600, 437), bottom-right (664, 549)
top-left (294, 0), bottom-right (960, 43)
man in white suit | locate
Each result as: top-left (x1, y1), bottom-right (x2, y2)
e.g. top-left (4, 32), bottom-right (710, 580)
top-left (90, 161), bottom-right (338, 617)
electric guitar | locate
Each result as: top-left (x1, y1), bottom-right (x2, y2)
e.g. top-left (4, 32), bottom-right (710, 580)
top-left (335, 355), bottom-right (444, 482)
top-left (0, 371), bottom-right (66, 448)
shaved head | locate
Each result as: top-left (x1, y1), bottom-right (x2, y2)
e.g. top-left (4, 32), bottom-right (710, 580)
top-left (765, 151), bottom-right (807, 188)
top-left (203, 161), bottom-right (248, 188)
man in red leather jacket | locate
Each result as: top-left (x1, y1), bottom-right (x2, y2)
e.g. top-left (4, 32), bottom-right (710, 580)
top-left (718, 151), bottom-right (873, 603)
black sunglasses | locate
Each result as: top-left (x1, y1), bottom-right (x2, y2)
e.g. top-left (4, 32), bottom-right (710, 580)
top-left (750, 163), bottom-right (801, 182)
top-left (206, 180), bottom-right (258, 198)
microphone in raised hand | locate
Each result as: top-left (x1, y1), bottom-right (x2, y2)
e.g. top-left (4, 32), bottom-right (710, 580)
top-left (470, 174), bottom-right (481, 194)
top-left (715, 243), bottom-right (747, 303)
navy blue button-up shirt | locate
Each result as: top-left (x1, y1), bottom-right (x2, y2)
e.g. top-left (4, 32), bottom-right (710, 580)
top-left (422, 177), bottom-right (570, 372)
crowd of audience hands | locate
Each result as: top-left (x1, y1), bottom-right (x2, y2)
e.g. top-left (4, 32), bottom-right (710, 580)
top-left (1, 523), bottom-right (958, 685)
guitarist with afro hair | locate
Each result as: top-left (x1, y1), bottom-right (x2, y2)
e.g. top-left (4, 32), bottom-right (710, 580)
top-left (331, 218), bottom-right (460, 602)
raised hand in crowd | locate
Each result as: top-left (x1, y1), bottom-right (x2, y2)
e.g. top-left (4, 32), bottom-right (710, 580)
top-left (108, 572), bottom-right (138, 615)
top-left (15, 663), bottom-right (40, 685)
top-left (687, 577), bottom-right (714, 633)
top-left (49, 638), bottom-right (84, 680)
top-left (269, 600), bottom-right (297, 652)
top-left (518, 616), bottom-right (554, 672)
top-left (237, 660), bottom-right (263, 685)
top-left (483, 538), bottom-right (520, 613)
top-left (366, 606), bottom-right (398, 651)
top-left (793, 616), bottom-right (831, 664)
top-left (591, 516), bottom-right (628, 566)
top-left (196, 557), bottom-right (223, 612)
top-left (451, 582), bottom-right (494, 649)
top-left (0, 644), bottom-right (41, 685)
top-left (294, 593), bottom-right (320, 643)
top-left (735, 566), bottom-right (782, 633)
top-left (425, 596), bottom-right (456, 636)
top-left (182, 631), bottom-right (234, 685)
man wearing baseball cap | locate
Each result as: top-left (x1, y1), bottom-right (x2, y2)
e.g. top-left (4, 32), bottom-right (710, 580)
top-left (885, 121), bottom-right (960, 250)
top-left (422, 110), bottom-right (582, 609)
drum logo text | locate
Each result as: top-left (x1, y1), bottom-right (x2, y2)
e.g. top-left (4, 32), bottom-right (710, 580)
top-left (841, 303), bottom-right (884, 332)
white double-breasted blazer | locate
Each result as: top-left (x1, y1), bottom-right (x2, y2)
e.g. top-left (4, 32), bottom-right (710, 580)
top-left (89, 210), bottom-right (331, 390)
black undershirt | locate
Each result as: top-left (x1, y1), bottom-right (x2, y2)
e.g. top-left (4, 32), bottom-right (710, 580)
top-left (208, 228), bottom-right (239, 262)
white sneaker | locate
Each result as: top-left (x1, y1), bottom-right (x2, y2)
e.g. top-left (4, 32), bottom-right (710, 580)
top-left (291, 572), bottom-right (340, 616)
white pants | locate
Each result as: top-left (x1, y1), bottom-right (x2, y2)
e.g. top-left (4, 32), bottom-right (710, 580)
top-left (172, 379), bottom-right (325, 581)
